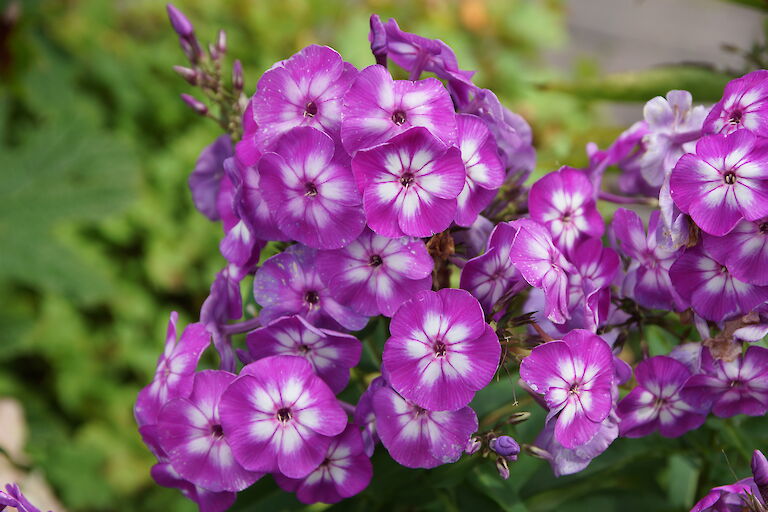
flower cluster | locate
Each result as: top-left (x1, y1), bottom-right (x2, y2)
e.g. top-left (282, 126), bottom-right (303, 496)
top-left (139, 5), bottom-right (768, 511)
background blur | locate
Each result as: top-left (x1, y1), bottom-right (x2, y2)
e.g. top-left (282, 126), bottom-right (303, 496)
top-left (1, 0), bottom-right (767, 510)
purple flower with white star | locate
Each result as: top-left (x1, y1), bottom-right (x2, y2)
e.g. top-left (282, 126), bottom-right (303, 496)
top-left (454, 114), bottom-right (505, 226)
top-left (670, 130), bottom-right (768, 236)
top-left (341, 65), bottom-right (457, 154)
top-left (253, 245), bottom-right (369, 331)
top-left (703, 220), bottom-right (768, 286)
top-left (259, 127), bottom-right (365, 249)
top-left (250, 45), bottom-right (357, 151)
top-left (459, 221), bottom-right (525, 313)
top-left (274, 424), bottom-right (373, 504)
top-left (617, 356), bottom-right (706, 438)
top-left (704, 70), bottom-right (768, 136)
top-left (316, 228), bottom-right (433, 317)
top-left (612, 208), bottom-right (687, 311)
top-left (245, 315), bottom-right (361, 394)
top-left (682, 346), bottom-right (768, 418)
top-left (189, 135), bottom-right (233, 221)
top-left (382, 288), bottom-right (500, 411)
top-left (509, 219), bottom-right (575, 324)
top-left (520, 330), bottom-right (615, 448)
top-left (528, 167), bottom-right (604, 254)
top-left (669, 243), bottom-right (768, 323)
top-left (218, 355), bottom-right (348, 478)
top-left (372, 383), bottom-right (478, 469)
top-left (351, 127), bottom-right (465, 238)
top-left (157, 370), bottom-right (263, 492)
top-left (134, 312), bottom-right (210, 427)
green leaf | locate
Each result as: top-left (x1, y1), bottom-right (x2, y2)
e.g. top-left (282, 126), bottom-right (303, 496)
top-left (645, 325), bottom-right (679, 357)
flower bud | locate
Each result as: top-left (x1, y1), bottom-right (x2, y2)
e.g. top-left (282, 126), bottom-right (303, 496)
top-left (180, 37), bottom-right (203, 64)
top-left (523, 443), bottom-right (551, 460)
top-left (180, 93), bottom-right (208, 116)
top-left (216, 29), bottom-right (227, 55)
top-left (752, 450), bottom-right (768, 504)
top-left (505, 411), bottom-right (531, 425)
top-left (490, 435), bottom-right (520, 461)
top-left (232, 60), bottom-right (244, 92)
top-left (465, 436), bottom-right (482, 455)
top-left (495, 456), bottom-right (510, 480)
top-left (166, 4), bottom-right (194, 39)
top-left (173, 65), bottom-right (198, 85)
top-left (209, 42), bottom-right (220, 61)
top-left (368, 14), bottom-right (387, 67)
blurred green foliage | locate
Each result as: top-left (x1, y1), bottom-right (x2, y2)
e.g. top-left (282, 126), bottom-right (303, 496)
top-left (1, 0), bottom-right (766, 511)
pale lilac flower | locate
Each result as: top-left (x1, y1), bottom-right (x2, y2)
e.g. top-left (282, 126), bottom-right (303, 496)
top-left (253, 245), bottom-right (369, 331)
top-left (669, 243), bottom-right (768, 323)
top-left (157, 370), bottom-right (263, 492)
top-left (704, 70), bottom-right (768, 136)
top-left (612, 208), bottom-right (687, 311)
top-left (454, 114), bottom-right (505, 226)
top-left (219, 355), bottom-right (348, 478)
top-left (274, 424), bottom-right (373, 504)
top-left (354, 377), bottom-right (387, 457)
top-left (372, 383), bottom-right (478, 468)
top-left (617, 356), bottom-right (706, 438)
top-left (316, 228), bottom-right (433, 317)
top-left (251, 45), bottom-right (357, 151)
top-left (528, 167), bottom-right (604, 254)
top-left (135, 312), bottom-right (210, 427)
top-left (670, 130), bottom-right (768, 236)
top-left (703, 220), bottom-right (768, 286)
top-left (245, 315), bottom-right (361, 394)
top-left (586, 121), bottom-right (654, 196)
top-left (351, 127), bottom-right (465, 238)
top-left (682, 346), bottom-right (768, 418)
top-left (189, 135), bottom-right (233, 221)
top-left (520, 330), bottom-right (615, 448)
top-left (509, 219), bottom-right (575, 324)
top-left (460, 221), bottom-right (525, 313)
top-left (341, 65), bottom-right (457, 154)
top-left (638, 90), bottom-right (706, 187)
top-left (258, 127), bottom-right (365, 249)
top-left (382, 288), bottom-right (500, 411)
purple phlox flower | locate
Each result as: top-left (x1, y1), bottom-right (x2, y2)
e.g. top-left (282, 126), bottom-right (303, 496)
top-left (157, 370), bottom-right (264, 492)
top-left (251, 45), bottom-right (357, 152)
top-left (382, 288), bottom-right (500, 411)
top-left (638, 90), bottom-right (707, 188)
top-left (200, 266), bottom-right (244, 372)
top-left (274, 424), bottom-right (373, 504)
top-left (490, 435), bottom-right (520, 461)
top-left (669, 242), bottom-right (768, 323)
top-left (316, 228), bottom-right (433, 317)
top-left (682, 345), bottom-right (768, 418)
top-left (354, 377), bottom-right (387, 457)
top-left (670, 130), bottom-right (768, 236)
top-left (456, 87), bottom-right (536, 178)
top-left (460, 221), bottom-right (525, 313)
top-left (617, 356), bottom-right (706, 438)
top-left (140, 425), bottom-right (236, 512)
top-left (509, 218), bottom-right (575, 324)
top-left (533, 410), bottom-right (619, 477)
top-left (690, 478), bottom-right (761, 512)
top-left (520, 330), bottom-right (615, 448)
top-left (218, 355), bottom-right (348, 478)
top-left (351, 127), bottom-right (466, 238)
top-left (245, 315), bottom-right (361, 394)
top-left (612, 208), bottom-right (687, 311)
top-left (669, 342), bottom-right (704, 374)
top-left (341, 64), bottom-right (457, 154)
top-left (454, 113), bottom-right (505, 226)
top-left (452, 214), bottom-right (494, 259)
top-left (704, 70), bottom-right (768, 136)
top-left (703, 219), bottom-right (768, 286)
top-left (528, 167), bottom-right (604, 255)
top-left (189, 135), bottom-right (233, 221)
top-left (586, 120), bottom-right (654, 196)
top-left (253, 245), bottom-right (368, 331)
top-left (372, 383), bottom-right (478, 468)
top-left (135, 312), bottom-right (210, 427)
top-left (753, 449), bottom-right (768, 505)
top-left (219, 158), bottom-right (264, 270)
top-left (259, 127), bottom-right (365, 249)
top-left (0, 483), bottom-right (46, 512)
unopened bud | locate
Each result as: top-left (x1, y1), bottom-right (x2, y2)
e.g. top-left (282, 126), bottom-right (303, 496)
top-left (180, 93), bottom-right (208, 116)
top-left (216, 29), bottom-right (227, 55)
top-left (495, 457), bottom-right (510, 480)
top-left (209, 42), bottom-right (220, 61)
top-left (180, 37), bottom-right (203, 64)
top-left (752, 450), bottom-right (768, 504)
top-left (490, 435), bottom-right (520, 461)
top-left (166, 4), bottom-right (194, 39)
top-left (173, 65), bottom-right (198, 85)
top-left (465, 436), bottom-right (482, 455)
top-left (523, 443), bottom-right (551, 460)
top-left (505, 411), bottom-right (531, 425)
top-left (232, 60), bottom-right (244, 92)
top-left (368, 14), bottom-right (387, 67)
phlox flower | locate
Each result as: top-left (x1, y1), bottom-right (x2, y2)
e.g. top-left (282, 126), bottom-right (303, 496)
top-left (703, 220), bottom-right (768, 286)
top-left (704, 70), bottom-right (768, 136)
